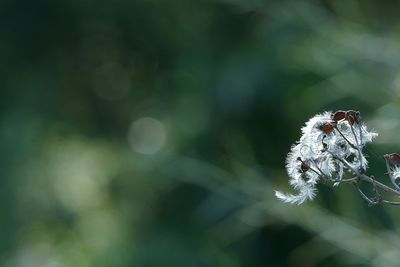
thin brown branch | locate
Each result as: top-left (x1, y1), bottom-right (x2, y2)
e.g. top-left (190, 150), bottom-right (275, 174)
top-left (330, 152), bottom-right (400, 197)
top-left (354, 184), bottom-right (380, 206)
top-left (382, 200), bottom-right (400, 205)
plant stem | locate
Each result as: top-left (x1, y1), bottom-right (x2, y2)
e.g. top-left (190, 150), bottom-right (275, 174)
top-left (336, 155), bottom-right (400, 196)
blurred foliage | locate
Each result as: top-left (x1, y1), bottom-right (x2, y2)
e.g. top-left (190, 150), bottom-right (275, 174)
top-left (2, 0), bottom-right (400, 266)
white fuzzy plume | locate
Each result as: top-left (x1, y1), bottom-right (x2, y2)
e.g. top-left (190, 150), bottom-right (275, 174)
top-left (276, 111), bottom-right (377, 204)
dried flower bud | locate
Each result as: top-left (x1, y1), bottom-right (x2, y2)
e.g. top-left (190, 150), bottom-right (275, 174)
top-left (319, 122), bottom-right (335, 134)
top-left (385, 153), bottom-right (400, 165)
top-left (300, 162), bottom-right (310, 173)
top-left (331, 110), bottom-right (361, 125)
top-left (346, 110), bottom-right (361, 124)
top-left (331, 110), bottom-right (346, 122)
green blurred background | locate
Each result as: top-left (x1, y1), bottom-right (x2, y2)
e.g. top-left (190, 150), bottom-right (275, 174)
top-left (2, 0), bottom-right (400, 266)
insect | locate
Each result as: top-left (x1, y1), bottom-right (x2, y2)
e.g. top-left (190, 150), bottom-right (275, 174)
top-left (384, 153), bottom-right (400, 165)
top-left (331, 110), bottom-right (361, 125)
